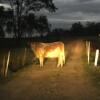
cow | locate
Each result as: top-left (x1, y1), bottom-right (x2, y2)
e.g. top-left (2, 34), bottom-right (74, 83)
top-left (30, 41), bottom-right (65, 67)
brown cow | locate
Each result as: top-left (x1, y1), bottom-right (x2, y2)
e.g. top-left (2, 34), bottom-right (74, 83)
top-left (30, 41), bottom-right (65, 67)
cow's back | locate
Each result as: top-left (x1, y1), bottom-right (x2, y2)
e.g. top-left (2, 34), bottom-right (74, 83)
top-left (30, 41), bottom-right (65, 58)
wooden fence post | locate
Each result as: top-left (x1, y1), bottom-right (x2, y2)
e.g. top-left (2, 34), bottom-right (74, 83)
top-left (86, 41), bottom-right (90, 64)
top-left (4, 51), bottom-right (10, 77)
top-left (0, 56), bottom-right (5, 77)
top-left (22, 48), bottom-right (27, 66)
top-left (2, 56), bottom-right (5, 76)
top-left (94, 49), bottom-right (99, 67)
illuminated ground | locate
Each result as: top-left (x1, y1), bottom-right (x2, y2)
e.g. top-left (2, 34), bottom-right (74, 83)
top-left (0, 40), bottom-right (100, 100)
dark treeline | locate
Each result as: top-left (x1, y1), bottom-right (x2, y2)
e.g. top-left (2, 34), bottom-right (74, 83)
top-left (0, 6), bottom-right (100, 39)
top-left (48, 22), bottom-right (100, 38)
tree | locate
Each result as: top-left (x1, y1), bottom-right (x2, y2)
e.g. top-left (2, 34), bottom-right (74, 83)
top-left (70, 22), bottom-right (84, 35)
top-left (95, 23), bottom-right (100, 35)
top-left (19, 13), bottom-right (36, 37)
top-left (0, 6), bottom-right (5, 37)
top-left (0, 6), bottom-right (13, 37)
top-left (9, 0), bottom-right (57, 38)
top-left (85, 22), bottom-right (100, 36)
top-left (35, 15), bottom-right (50, 36)
top-left (86, 22), bottom-right (96, 35)
top-left (0, 25), bottom-right (5, 37)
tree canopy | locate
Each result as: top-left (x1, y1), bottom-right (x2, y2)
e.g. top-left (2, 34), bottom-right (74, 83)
top-left (9, 0), bottom-right (57, 38)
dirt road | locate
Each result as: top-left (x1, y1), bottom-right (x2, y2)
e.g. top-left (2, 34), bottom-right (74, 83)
top-left (0, 40), bottom-right (100, 100)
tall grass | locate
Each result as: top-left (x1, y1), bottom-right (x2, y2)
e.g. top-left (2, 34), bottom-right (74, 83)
top-left (85, 49), bottom-right (100, 88)
top-left (0, 47), bottom-right (35, 78)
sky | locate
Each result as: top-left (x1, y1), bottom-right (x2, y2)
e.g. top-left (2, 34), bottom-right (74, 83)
top-left (46, 0), bottom-right (100, 29)
top-left (0, 0), bottom-right (100, 29)
top-left (0, 3), bottom-right (11, 10)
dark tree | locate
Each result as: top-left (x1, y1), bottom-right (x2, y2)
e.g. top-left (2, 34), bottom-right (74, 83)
top-left (0, 25), bottom-right (5, 37)
top-left (70, 22), bottom-right (84, 35)
top-left (35, 15), bottom-right (50, 36)
top-left (18, 14), bottom-right (50, 37)
top-left (0, 6), bottom-right (13, 37)
top-left (95, 23), bottom-right (100, 35)
top-left (9, 0), bottom-right (57, 38)
top-left (0, 6), bottom-right (5, 27)
top-left (19, 13), bottom-right (36, 37)
top-left (86, 22), bottom-right (96, 34)
top-left (86, 22), bottom-right (100, 35)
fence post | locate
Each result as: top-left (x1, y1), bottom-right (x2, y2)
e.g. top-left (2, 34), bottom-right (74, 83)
top-left (4, 51), bottom-right (10, 77)
top-left (22, 48), bottom-right (27, 66)
top-left (0, 56), bottom-right (5, 77)
top-left (86, 41), bottom-right (90, 64)
top-left (94, 49), bottom-right (99, 67)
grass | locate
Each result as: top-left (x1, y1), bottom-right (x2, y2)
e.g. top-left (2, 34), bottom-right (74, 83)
top-left (0, 69), bottom-right (15, 84)
top-left (84, 51), bottom-right (100, 88)
top-left (0, 46), bottom-right (35, 81)
top-left (85, 64), bottom-right (100, 88)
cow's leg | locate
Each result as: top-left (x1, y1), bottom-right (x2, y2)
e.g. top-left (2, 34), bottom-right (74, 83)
top-left (57, 57), bottom-right (63, 67)
top-left (39, 56), bottom-right (44, 67)
top-left (60, 57), bottom-right (63, 67)
top-left (61, 56), bottom-right (65, 66)
top-left (63, 55), bottom-right (65, 65)
top-left (63, 51), bottom-right (65, 65)
top-left (59, 52), bottom-right (65, 67)
top-left (57, 58), bottom-right (60, 67)
top-left (39, 58), bottom-right (41, 67)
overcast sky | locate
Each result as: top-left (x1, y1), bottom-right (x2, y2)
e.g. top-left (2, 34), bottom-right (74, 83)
top-left (46, 0), bottom-right (100, 29)
top-left (1, 0), bottom-right (100, 29)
